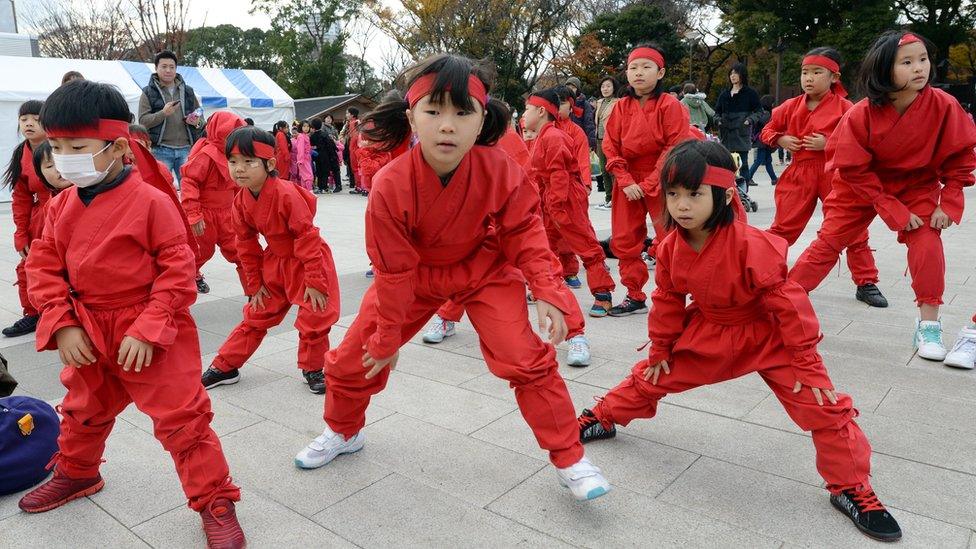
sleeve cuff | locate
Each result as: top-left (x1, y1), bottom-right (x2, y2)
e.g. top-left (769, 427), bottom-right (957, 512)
top-left (873, 195), bottom-right (912, 231)
top-left (939, 185), bottom-right (965, 224)
top-left (790, 348), bottom-right (833, 389)
top-left (125, 304), bottom-right (178, 349)
top-left (35, 303), bottom-right (81, 352)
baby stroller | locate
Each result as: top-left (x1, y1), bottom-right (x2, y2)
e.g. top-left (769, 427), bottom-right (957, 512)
top-left (731, 152), bottom-right (758, 213)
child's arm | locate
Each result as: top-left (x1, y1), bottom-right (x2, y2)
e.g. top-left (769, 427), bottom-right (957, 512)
top-left (541, 133), bottom-right (576, 210)
top-left (646, 241), bottom-right (688, 365)
top-left (602, 106), bottom-right (637, 189)
top-left (178, 155), bottom-right (208, 229)
top-left (760, 103), bottom-right (789, 148)
top-left (934, 105), bottom-right (976, 224)
top-left (284, 192), bottom-right (331, 295)
top-left (233, 203), bottom-right (264, 297)
top-left (637, 100), bottom-right (692, 196)
top-left (11, 175), bottom-right (34, 253)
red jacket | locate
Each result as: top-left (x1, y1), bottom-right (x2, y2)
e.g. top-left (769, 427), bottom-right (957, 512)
top-left (11, 143), bottom-right (51, 251)
top-left (180, 112), bottom-right (246, 223)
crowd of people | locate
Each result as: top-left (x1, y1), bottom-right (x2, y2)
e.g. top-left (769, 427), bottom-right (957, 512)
top-left (2, 29), bottom-right (976, 549)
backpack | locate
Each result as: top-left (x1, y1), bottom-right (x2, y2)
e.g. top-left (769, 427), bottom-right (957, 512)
top-left (0, 396), bottom-right (60, 495)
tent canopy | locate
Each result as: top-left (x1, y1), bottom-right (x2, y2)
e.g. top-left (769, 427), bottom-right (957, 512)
top-left (0, 55), bottom-right (294, 201)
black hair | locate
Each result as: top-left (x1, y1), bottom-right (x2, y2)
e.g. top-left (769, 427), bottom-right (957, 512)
top-left (225, 126), bottom-right (279, 177)
top-left (668, 85), bottom-right (682, 94)
top-left (624, 42), bottom-right (666, 99)
top-left (730, 62), bottom-right (749, 87)
top-left (61, 71), bottom-right (84, 85)
top-left (244, 117), bottom-right (254, 126)
top-left (311, 118), bottom-right (323, 130)
top-left (859, 30), bottom-right (935, 106)
top-left (760, 94), bottom-right (774, 110)
top-left (299, 119), bottom-right (311, 132)
top-left (661, 140), bottom-right (737, 231)
top-left (128, 123), bottom-right (150, 138)
top-left (3, 100), bottom-right (44, 189)
top-left (40, 79), bottom-right (130, 135)
top-left (490, 97), bottom-right (514, 126)
top-left (599, 76), bottom-right (620, 97)
top-left (154, 50), bottom-right (178, 67)
top-left (528, 88), bottom-right (561, 122)
top-left (682, 82), bottom-right (697, 95)
top-left (31, 142), bottom-right (60, 193)
top-left (361, 53), bottom-right (508, 150)
top-left (804, 46), bottom-right (842, 66)
top-left (347, 107), bottom-right (360, 117)
top-left (272, 120), bottom-right (291, 149)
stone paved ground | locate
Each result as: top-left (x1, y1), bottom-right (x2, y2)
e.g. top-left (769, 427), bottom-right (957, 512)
top-left (1, 168), bottom-right (974, 549)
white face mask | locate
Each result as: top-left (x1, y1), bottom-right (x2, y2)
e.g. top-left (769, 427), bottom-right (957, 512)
top-left (52, 143), bottom-right (117, 188)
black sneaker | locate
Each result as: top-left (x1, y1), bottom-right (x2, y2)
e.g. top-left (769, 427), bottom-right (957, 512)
top-left (202, 366), bottom-right (240, 390)
top-left (578, 409), bottom-right (616, 443)
top-left (600, 238), bottom-right (616, 260)
top-left (2, 314), bottom-right (38, 337)
top-left (856, 284), bottom-right (888, 308)
top-left (196, 277), bottom-right (210, 294)
top-left (609, 297), bottom-right (648, 317)
top-left (303, 369), bottom-right (326, 394)
top-left (830, 489), bottom-right (902, 542)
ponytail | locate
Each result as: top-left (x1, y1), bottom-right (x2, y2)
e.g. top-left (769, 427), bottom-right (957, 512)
top-left (361, 90), bottom-right (410, 152)
top-left (2, 141), bottom-right (27, 189)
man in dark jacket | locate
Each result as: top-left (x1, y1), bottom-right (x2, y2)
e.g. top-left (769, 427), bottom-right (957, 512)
top-left (565, 76), bottom-right (598, 149)
top-left (138, 50), bottom-right (205, 189)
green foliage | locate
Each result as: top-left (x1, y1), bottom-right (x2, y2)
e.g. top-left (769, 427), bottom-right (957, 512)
top-left (580, 4), bottom-right (686, 71)
top-left (182, 25), bottom-right (280, 78)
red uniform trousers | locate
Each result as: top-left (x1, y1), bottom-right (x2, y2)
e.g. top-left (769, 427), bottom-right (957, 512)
top-left (768, 158), bottom-right (879, 286)
top-left (544, 182), bottom-right (615, 295)
top-left (16, 207), bottom-right (45, 316)
top-left (194, 202), bottom-right (246, 290)
top-left (325, 265), bottom-right (584, 468)
top-left (55, 299), bottom-right (239, 511)
top-left (610, 165), bottom-right (665, 302)
top-left (214, 240), bottom-right (340, 373)
top-left (790, 178), bottom-right (944, 306)
top-left (592, 307), bottom-right (872, 493)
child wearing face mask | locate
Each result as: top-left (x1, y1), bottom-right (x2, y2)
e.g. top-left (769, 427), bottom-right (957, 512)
top-left (20, 80), bottom-right (246, 549)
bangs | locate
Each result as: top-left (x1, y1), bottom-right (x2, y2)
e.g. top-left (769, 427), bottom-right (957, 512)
top-left (224, 126), bottom-right (275, 157)
top-left (662, 159), bottom-right (706, 191)
top-left (426, 71), bottom-right (478, 112)
top-left (19, 100), bottom-right (43, 117)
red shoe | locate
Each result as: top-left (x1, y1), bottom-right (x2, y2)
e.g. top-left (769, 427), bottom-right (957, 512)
top-left (18, 471), bottom-right (104, 513)
top-left (201, 498), bottom-right (246, 549)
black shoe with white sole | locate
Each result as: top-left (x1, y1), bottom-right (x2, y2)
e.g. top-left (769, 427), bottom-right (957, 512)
top-left (855, 284), bottom-right (888, 308)
top-left (608, 297), bottom-right (648, 317)
top-left (578, 409), bottom-right (616, 443)
top-left (202, 366), bottom-right (240, 389)
top-left (830, 489), bottom-right (902, 542)
top-left (303, 369), bottom-right (326, 394)
top-left (2, 314), bottom-right (38, 337)
top-left (196, 277), bottom-right (210, 294)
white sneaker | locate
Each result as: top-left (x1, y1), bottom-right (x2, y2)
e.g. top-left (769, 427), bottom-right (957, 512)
top-left (944, 325), bottom-right (976, 369)
top-left (295, 426), bottom-right (365, 469)
top-left (914, 319), bottom-right (947, 361)
top-left (422, 315), bottom-right (456, 344)
top-left (595, 202), bottom-right (611, 210)
top-left (556, 456), bottom-right (611, 501)
top-left (566, 335), bottom-right (591, 367)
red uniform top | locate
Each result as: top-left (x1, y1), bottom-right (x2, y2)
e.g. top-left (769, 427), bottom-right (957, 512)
top-left (233, 176), bottom-right (335, 297)
top-left (347, 118), bottom-right (361, 173)
top-left (274, 131), bottom-right (291, 181)
top-left (555, 117), bottom-right (591, 186)
top-left (11, 142), bottom-right (52, 251)
top-left (528, 122), bottom-right (584, 203)
top-left (761, 91), bottom-right (852, 163)
top-left (825, 86), bottom-right (976, 230)
top-left (364, 145), bottom-right (573, 359)
top-left (497, 127), bottom-right (530, 169)
top-left (648, 221), bottom-right (830, 388)
top-left (180, 112), bottom-right (245, 224)
top-left (603, 93), bottom-right (691, 197)
top-left (27, 170), bottom-right (197, 356)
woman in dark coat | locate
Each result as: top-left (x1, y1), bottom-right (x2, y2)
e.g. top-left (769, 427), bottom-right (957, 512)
top-left (715, 62), bottom-right (761, 181)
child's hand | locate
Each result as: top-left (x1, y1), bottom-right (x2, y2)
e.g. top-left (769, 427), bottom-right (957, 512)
top-left (622, 183), bottom-right (644, 201)
top-left (642, 360), bottom-right (670, 385)
top-left (801, 133), bottom-right (826, 151)
top-left (904, 213), bottom-right (924, 231)
top-left (18, 245), bottom-right (29, 259)
top-left (929, 206), bottom-right (952, 230)
top-left (362, 346), bottom-right (399, 379)
top-left (303, 286), bottom-right (328, 312)
top-left (250, 286), bottom-right (270, 310)
top-left (535, 299), bottom-right (568, 345)
top-left (191, 220), bottom-right (206, 236)
top-left (792, 380), bottom-right (837, 406)
top-left (55, 326), bottom-right (96, 368)
top-left (118, 336), bottom-right (154, 373)
top-left (777, 135), bottom-right (801, 152)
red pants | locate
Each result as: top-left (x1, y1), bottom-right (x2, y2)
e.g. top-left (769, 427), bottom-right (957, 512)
top-left (325, 269), bottom-right (584, 468)
top-left (214, 248), bottom-right (340, 373)
top-left (610, 173), bottom-right (665, 302)
top-left (592, 312), bottom-right (872, 493)
top-left (544, 183), bottom-right (615, 295)
top-left (790, 179), bottom-right (944, 305)
top-left (55, 305), bottom-right (239, 511)
top-left (436, 284), bottom-right (587, 340)
top-left (195, 206), bottom-right (246, 290)
top-left (769, 159), bottom-right (878, 286)
top-left (16, 258), bottom-right (38, 316)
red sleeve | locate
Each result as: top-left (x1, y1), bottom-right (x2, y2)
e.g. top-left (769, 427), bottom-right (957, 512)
top-left (283, 192), bottom-right (333, 295)
top-left (602, 105), bottom-right (637, 188)
top-left (11, 176), bottom-right (34, 251)
top-left (25, 195), bottom-right (81, 351)
top-left (761, 102), bottom-right (790, 148)
top-left (827, 108), bottom-right (911, 231)
top-left (233, 201), bottom-right (264, 296)
top-left (637, 100), bottom-right (691, 195)
top-left (646, 238), bottom-right (687, 364)
top-left (540, 131), bottom-right (575, 207)
top-left (745, 230), bottom-right (831, 389)
top-left (935, 102), bottom-right (976, 223)
top-left (179, 156), bottom-right (210, 224)
top-left (364, 190), bottom-right (419, 360)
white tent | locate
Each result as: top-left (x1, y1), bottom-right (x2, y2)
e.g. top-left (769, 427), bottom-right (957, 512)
top-left (0, 55), bottom-right (294, 202)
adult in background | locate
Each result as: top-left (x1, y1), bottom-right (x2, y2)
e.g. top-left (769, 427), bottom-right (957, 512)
top-left (680, 82), bottom-right (714, 131)
top-left (564, 77), bottom-right (597, 149)
top-left (715, 62), bottom-right (761, 181)
top-left (593, 76), bottom-right (619, 209)
top-left (138, 50), bottom-right (204, 189)
top-left (322, 114), bottom-right (339, 140)
top-left (338, 107), bottom-right (360, 189)
top-left (61, 71), bottom-right (84, 85)
top-left (311, 118), bottom-right (342, 193)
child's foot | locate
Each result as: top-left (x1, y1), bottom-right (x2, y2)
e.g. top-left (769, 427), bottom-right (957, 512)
top-left (18, 472), bottom-right (104, 513)
top-left (201, 498), bottom-right (246, 549)
top-left (589, 292), bottom-right (612, 318)
top-left (641, 252), bottom-right (656, 270)
top-left (556, 456), bottom-right (611, 501)
top-left (302, 369), bottom-right (326, 394)
top-left (855, 284), bottom-right (888, 308)
top-left (202, 367), bottom-right (241, 390)
top-left (564, 275), bottom-right (582, 289)
top-left (944, 325), bottom-right (976, 369)
top-left (830, 488), bottom-right (902, 542)
top-left (295, 426), bottom-right (365, 469)
top-left (422, 315), bottom-right (456, 344)
top-left (364, 269), bottom-right (374, 278)
top-left (566, 335), bottom-right (591, 367)
top-left (578, 409), bottom-right (616, 443)
top-left (914, 319), bottom-right (947, 361)
top-left (2, 314), bottom-right (38, 337)
top-left (196, 276), bottom-right (210, 294)
top-left (608, 297), bottom-right (647, 317)
top-left (526, 292), bottom-right (536, 304)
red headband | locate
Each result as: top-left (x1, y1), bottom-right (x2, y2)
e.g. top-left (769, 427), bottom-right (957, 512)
top-left (899, 33), bottom-right (921, 46)
top-left (701, 166), bottom-right (736, 189)
top-left (45, 119), bottom-right (130, 141)
top-left (229, 141), bottom-right (276, 160)
top-left (527, 95), bottom-right (559, 119)
top-left (406, 73), bottom-right (488, 110)
top-left (801, 55), bottom-right (848, 98)
top-left (628, 47), bottom-right (666, 69)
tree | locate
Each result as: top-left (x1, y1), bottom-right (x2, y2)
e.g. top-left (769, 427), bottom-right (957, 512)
top-left (182, 25), bottom-right (279, 78)
top-left (344, 55), bottom-right (385, 99)
top-left (896, 0), bottom-right (976, 75)
top-left (126, 0), bottom-right (191, 60)
top-left (27, 0), bottom-right (132, 59)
